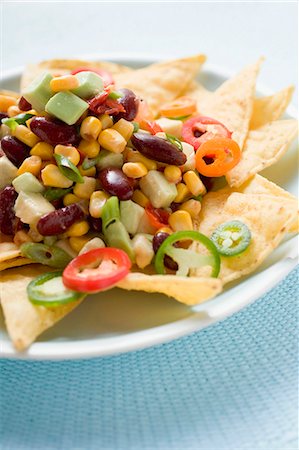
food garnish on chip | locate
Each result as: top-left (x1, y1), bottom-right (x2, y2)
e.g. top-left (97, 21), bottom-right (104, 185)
top-left (0, 55), bottom-right (297, 350)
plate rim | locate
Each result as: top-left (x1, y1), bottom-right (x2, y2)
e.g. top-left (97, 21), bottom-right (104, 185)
top-left (0, 55), bottom-right (297, 360)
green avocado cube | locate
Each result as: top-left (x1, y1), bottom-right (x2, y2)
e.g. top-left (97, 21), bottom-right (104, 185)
top-left (72, 71), bottom-right (103, 99)
top-left (22, 72), bottom-right (53, 111)
top-left (45, 91), bottom-right (88, 125)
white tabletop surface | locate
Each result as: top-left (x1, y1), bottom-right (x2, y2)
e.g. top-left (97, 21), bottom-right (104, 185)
top-left (1, 1), bottom-right (298, 99)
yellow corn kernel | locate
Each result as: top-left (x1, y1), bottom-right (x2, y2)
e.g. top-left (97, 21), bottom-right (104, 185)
top-left (30, 142), bottom-right (54, 160)
top-left (122, 162), bottom-right (148, 179)
top-left (65, 220), bottom-right (89, 237)
top-left (125, 147), bottom-right (157, 171)
top-left (174, 183), bottom-right (191, 203)
top-left (40, 160), bottom-right (52, 171)
top-left (78, 164), bottom-right (97, 177)
top-left (13, 230), bottom-right (33, 246)
top-left (179, 199), bottom-right (202, 219)
top-left (13, 125), bottom-right (40, 147)
top-left (17, 155), bottom-right (42, 177)
top-left (26, 109), bottom-right (38, 116)
top-left (28, 226), bottom-right (44, 243)
top-left (164, 165), bottom-right (182, 184)
top-left (73, 176), bottom-right (96, 199)
top-left (7, 105), bottom-right (22, 117)
top-left (89, 191), bottom-right (109, 218)
top-left (156, 226), bottom-right (173, 235)
top-left (0, 95), bottom-right (17, 112)
top-left (54, 144), bottom-right (80, 166)
top-left (50, 75), bottom-right (79, 92)
top-left (169, 210), bottom-right (193, 232)
top-left (98, 114), bottom-right (113, 130)
top-left (69, 236), bottom-right (91, 253)
top-left (112, 119), bottom-right (134, 141)
top-left (41, 164), bottom-right (73, 188)
top-left (80, 116), bottom-right (102, 141)
top-left (78, 138), bottom-right (100, 158)
top-left (63, 193), bottom-right (81, 206)
top-left (98, 129), bottom-right (126, 154)
top-left (183, 171), bottom-right (206, 196)
top-left (79, 237), bottom-right (105, 254)
top-left (132, 189), bottom-right (150, 208)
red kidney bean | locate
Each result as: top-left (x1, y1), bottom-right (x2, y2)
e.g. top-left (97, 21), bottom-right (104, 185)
top-left (37, 203), bottom-right (85, 236)
top-left (30, 117), bottom-right (78, 146)
top-left (0, 187), bottom-right (18, 235)
top-left (1, 135), bottom-right (30, 167)
top-left (114, 89), bottom-right (139, 122)
top-left (89, 217), bottom-right (102, 233)
top-left (0, 112), bottom-right (8, 121)
top-left (131, 133), bottom-right (187, 166)
top-left (18, 96), bottom-right (32, 111)
top-left (152, 231), bottom-right (178, 271)
top-left (98, 168), bottom-right (134, 200)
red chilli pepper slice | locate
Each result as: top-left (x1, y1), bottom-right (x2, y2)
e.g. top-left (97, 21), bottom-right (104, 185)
top-left (140, 119), bottom-right (163, 135)
top-left (63, 247), bottom-right (131, 293)
top-left (195, 137), bottom-right (241, 177)
top-left (71, 67), bottom-right (114, 87)
top-left (182, 116), bottom-right (232, 150)
top-left (145, 205), bottom-right (170, 230)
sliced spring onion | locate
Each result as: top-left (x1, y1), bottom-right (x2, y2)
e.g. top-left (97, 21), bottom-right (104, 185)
top-left (27, 271), bottom-right (84, 307)
top-left (21, 243), bottom-right (72, 268)
top-left (101, 196), bottom-right (120, 231)
top-left (43, 187), bottom-right (72, 201)
top-left (103, 220), bottom-right (135, 262)
top-left (54, 154), bottom-right (84, 183)
top-left (168, 115), bottom-right (191, 121)
top-left (82, 154), bottom-right (102, 170)
top-left (165, 133), bottom-right (183, 152)
top-left (132, 122), bottom-right (140, 133)
top-left (108, 91), bottom-right (123, 100)
top-left (2, 113), bottom-right (34, 131)
top-left (154, 230), bottom-right (220, 277)
top-left (211, 220), bottom-right (251, 256)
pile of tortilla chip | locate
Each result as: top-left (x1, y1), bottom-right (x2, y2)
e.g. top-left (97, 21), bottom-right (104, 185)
top-left (0, 55), bottom-right (298, 351)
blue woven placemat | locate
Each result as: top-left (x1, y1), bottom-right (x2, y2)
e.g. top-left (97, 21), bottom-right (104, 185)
top-left (0, 267), bottom-right (298, 450)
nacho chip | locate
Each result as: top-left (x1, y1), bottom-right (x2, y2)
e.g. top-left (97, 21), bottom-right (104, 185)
top-left (226, 119), bottom-right (298, 187)
top-left (0, 89), bottom-right (20, 98)
top-left (117, 273), bottom-right (222, 306)
top-left (0, 265), bottom-right (83, 350)
top-left (114, 55), bottom-right (206, 117)
top-left (0, 257), bottom-right (34, 271)
top-left (250, 86), bottom-right (294, 129)
top-left (0, 242), bottom-right (22, 262)
top-left (227, 174), bottom-right (299, 233)
top-left (20, 58), bottom-right (133, 90)
top-left (194, 189), bottom-right (297, 284)
top-left (189, 59), bottom-right (263, 148)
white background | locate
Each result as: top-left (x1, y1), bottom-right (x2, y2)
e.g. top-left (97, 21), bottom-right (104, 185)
top-left (1, 1), bottom-right (298, 97)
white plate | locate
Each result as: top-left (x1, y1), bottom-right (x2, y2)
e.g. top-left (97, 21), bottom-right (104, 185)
top-left (0, 55), bottom-right (297, 360)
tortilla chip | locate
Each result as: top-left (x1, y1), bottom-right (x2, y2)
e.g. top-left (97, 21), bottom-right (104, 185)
top-left (189, 59), bottom-right (263, 148)
top-left (0, 242), bottom-right (22, 262)
top-left (250, 86), bottom-right (294, 129)
top-left (226, 119), bottom-right (298, 187)
top-left (114, 55), bottom-right (206, 117)
top-left (0, 265), bottom-right (83, 350)
top-left (194, 189), bottom-right (297, 284)
top-left (0, 257), bottom-right (34, 271)
top-left (0, 89), bottom-right (20, 98)
top-left (20, 58), bottom-right (133, 90)
top-left (227, 174), bottom-right (299, 233)
top-left (117, 273), bottom-right (222, 306)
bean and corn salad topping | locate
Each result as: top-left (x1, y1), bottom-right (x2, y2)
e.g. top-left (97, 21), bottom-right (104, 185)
top-left (0, 68), bottom-right (248, 288)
